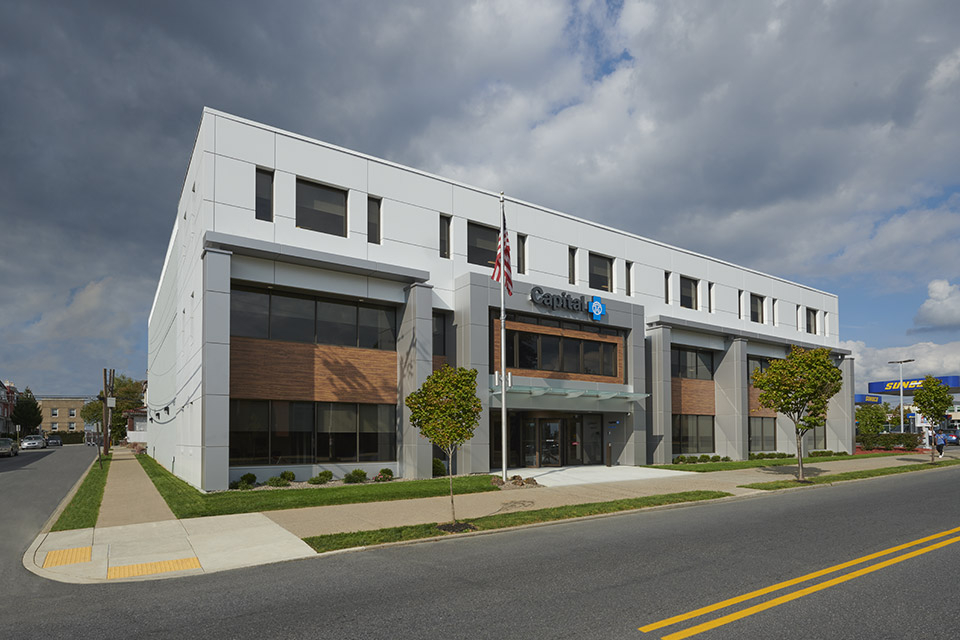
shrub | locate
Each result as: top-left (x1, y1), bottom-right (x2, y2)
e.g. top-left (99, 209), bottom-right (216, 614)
top-left (858, 433), bottom-right (922, 451)
top-left (374, 468), bottom-right (394, 482)
top-left (685, 457), bottom-right (697, 464)
top-left (711, 455), bottom-right (721, 462)
top-left (433, 457), bottom-right (447, 477)
top-left (308, 470), bottom-right (333, 485)
top-left (674, 455), bottom-right (686, 463)
top-left (228, 481), bottom-right (239, 490)
top-left (343, 469), bottom-right (367, 484)
top-left (698, 454), bottom-right (711, 462)
top-left (266, 476), bottom-right (290, 487)
top-left (237, 481), bottom-right (254, 491)
top-left (810, 450), bottom-right (835, 457)
top-left (279, 470), bottom-right (296, 482)
top-left (721, 456), bottom-right (731, 462)
top-left (240, 473), bottom-right (257, 485)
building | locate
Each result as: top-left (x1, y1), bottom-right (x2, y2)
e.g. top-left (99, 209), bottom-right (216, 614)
top-left (38, 396), bottom-right (90, 436)
top-left (124, 407), bottom-right (148, 444)
top-left (0, 380), bottom-right (18, 434)
top-left (146, 108), bottom-right (854, 492)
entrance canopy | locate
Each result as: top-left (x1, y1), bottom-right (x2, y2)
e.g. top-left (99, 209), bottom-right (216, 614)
top-left (490, 386), bottom-right (648, 402)
top-left (867, 376), bottom-right (960, 396)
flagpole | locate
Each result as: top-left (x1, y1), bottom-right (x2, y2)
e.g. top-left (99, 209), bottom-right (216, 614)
top-left (499, 192), bottom-right (508, 482)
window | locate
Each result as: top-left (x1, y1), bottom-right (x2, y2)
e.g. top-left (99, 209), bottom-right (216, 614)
top-left (358, 305), bottom-right (396, 350)
top-left (467, 222), bottom-right (499, 267)
top-left (588, 253), bottom-right (612, 292)
top-left (296, 179), bottom-right (347, 236)
top-left (811, 423), bottom-right (826, 450)
top-left (317, 403), bottom-right (357, 462)
top-left (517, 234), bottom-right (527, 274)
top-left (367, 197), bottom-right (381, 244)
top-left (708, 282), bottom-right (715, 313)
top-left (51, 408), bottom-right (58, 417)
top-left (51, 423), bottom-right (59, 431)
top-left (671, 347), bottom-right (714, 380)
top-left (230, 400), bottom-right (269, 466)
top-left (625, 262), bottom-right (632, 296)
top-left (69, 408), bottom-right (76, 417)
top-left (502, 329), bottom-right (619, 378)
top-left (359, 404), bottom-right (396, 461)
top-left (680, 276), bottom-right (698, 310)
top-left (269, 292), bottom-right (315, 343)
top-left (750, 294), bottom-right (764, 323)
top-left (665, 272), bottom-right (672, 304)
top-left (255, 169), bottom-right (273, 221)
top-left (270, 401), bottom-right (314, 465)
top-left (439, 215), bottom-right (451, 258)
top-left (231, 288), bottom-right (270, 339)
top-left (772, 299), bottom-right (778, 326)
top-left (747, 357), bottom-right (770, 385)
top-left (806, 307), bottom-right (818, 334)
top-left (672, 415), bottom-right (714, 454)
top-left (568, 247), bottom-right (577, 285)
top-left (433, 313), bottom-right (447, 357)
top-left (749, 417), bottom-right (776, 452)
top-left (738, 290), bottom-right (744, 319)
top-left (68, 422), bottom-right (76, 431)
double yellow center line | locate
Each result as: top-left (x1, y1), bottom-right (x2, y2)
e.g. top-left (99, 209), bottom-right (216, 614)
top-left (639, 525), bottom-right (960, 639)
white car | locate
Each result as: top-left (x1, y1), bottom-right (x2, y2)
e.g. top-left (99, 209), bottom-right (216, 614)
top-left (20, 435), bottom-right (47, 450)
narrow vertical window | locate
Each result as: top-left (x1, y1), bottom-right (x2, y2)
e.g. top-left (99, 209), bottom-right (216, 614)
top-left (255, 169), bottom-right (274, 222)
top-left (517, 234), bottom-right (527, 274)
top-left (568, 247), bottom-right (577, 285)
top-left (588, 252), bottom-right (612, 292)
top-left (625, 261), bottom-right (632, 296)
top-left (738, 290), bottom-right (744, 319)
top-left (772, 299), bottom-right (778, 326)
top-left (679, 276), bottom-right (698, 310)
top-left (823, 312), bottom-right (830, 337)
top-left (750, 294), bottom-right (765, 323)
top-left (367, 197), bottom-right (381, 244)
top-left (708, 282), bottom-right (715, 313)
top-left (806, 307), bottom-right (818, 334)
top-left (439, 214), bottom-right (451, 258)
top-left (665, 272), bottom-right (672, 304)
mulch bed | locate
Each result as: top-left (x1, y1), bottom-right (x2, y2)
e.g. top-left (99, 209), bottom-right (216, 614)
top-left (436, 522), bottom-right (479, 533)
top-left (854, 447), bottom-right (926, 455)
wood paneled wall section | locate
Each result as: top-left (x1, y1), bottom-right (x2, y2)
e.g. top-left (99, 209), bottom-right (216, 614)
top-left (231, 337), bottom-right (397, 403)
top-left (749, 386), bottom-right (777, 418)
top-left (672, 378), bottom-right (716, 415)
top-left (492, 319), bottom-right (624, 384)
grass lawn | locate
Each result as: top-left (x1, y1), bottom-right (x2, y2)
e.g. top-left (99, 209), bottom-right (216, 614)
top-left (137, 454), bottom-right (500, 519)
top-left (303, 490), bottom-right (732, 553)
top-left (51, 454), bottom-right (112, 532)
top-left (740, 458), bottom-right (960, 490)
top-left (650, 451), bottom-right (905, 473)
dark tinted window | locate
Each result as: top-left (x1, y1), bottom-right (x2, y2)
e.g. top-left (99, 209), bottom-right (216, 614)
top-left (602, 343), bottom-right (617, 377)
top-left (750, 294), bottom-right (764, 323)
top-left (359, 404), bottom-right (396, 462)
top-left (680, 276), bottom-right (698, 310)
top-left (316, 300), bottom-right (357, 347)
top-left (517, 234), bottom-right (526, 274)
top-left (255, 169), bottom-right (273, 222)
top-left (582, 341), bottom-right (602, 374)
top-left (318, 403), bottom-right (358, 462)
top-left (806, 307), bottom-right (817, 334)
top-left (439, 215), bottom-right (451, 258)
top-left (231, 289), bottom-right (270, 339)
top-left (433, 314), bottom-right (446, 357)
top-left (296, 179), bottom-right (347, 236)
top-left (270, 401), bottom-right (314, 465)
top-left (269, 293), bottom-right (315, 343)
top-left (229, 400), bottom-right (269, 465)
top-left (358, 305), bottom-right (396, 350)
top-left (467, 222), bottom-right (499, 267)
top-left (568, 247), bottom-right (577, 284)
top-left (540, 335), bottom-right (560, 371)
top-left (588, 253), bottom-right (612, 292)
top-left (367, 197), bottom-right (381, 244)
top-left (562, 338), bottom-right (581, 373)
top-left (518, 333), bottom-right (538, 369)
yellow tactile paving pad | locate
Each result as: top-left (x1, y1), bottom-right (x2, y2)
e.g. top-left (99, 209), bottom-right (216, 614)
top-left (43, 546), bottom-right (92, 568)
top-left (107, 557), bottom-right (202, 580)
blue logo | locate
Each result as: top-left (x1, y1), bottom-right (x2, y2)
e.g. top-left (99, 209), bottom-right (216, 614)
top-left (590, 296), bottom-right (606, 321)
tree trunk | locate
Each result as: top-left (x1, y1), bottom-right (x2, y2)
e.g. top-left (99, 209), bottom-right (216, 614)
top-left (447, 449), bottom-right (456, 523)
top-left (796, 431), bottom-right (805, 482)
top-left (931, 430), bottom-right (936, 464)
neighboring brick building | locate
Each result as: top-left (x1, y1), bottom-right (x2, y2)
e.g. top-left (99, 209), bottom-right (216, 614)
top-left (38, 396), bottom-right (91, 436)
top-left (0, 380), bottom-right (18, 434)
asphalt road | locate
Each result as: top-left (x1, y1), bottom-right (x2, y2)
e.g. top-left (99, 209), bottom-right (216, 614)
top-left (4, 452), bottom-right (960, 639)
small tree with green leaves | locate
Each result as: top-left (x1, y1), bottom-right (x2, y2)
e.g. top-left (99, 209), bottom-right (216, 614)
top-left (81, 374), bottom-right (144, 444)
top-left (752, 346), bottom-right (843, 481)
top-left (11, 388), bottom-right (43, 436)
top-left (405, 365), bottom-right (482, 524)
top-left (856, 403), bottom-right (888, 435)
top-left (913, 375), bottom-right (954, 463)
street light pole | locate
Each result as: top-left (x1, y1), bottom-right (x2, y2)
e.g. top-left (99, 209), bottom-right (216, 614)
top-left (888, 359), bottom-right (914, 434)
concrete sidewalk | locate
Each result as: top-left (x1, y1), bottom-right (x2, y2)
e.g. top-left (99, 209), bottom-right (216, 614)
top-left (24, 448), bottom-right (958, 584)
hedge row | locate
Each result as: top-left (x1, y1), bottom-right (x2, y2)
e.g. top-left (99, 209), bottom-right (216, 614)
top-left (857, 433), bottom-right (922, 450)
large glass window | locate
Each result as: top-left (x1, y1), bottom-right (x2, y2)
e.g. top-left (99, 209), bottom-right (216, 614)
top-left (806, 307), bottom-right (818, 334)
top-left (748, 357), bottom-right (770, 386)
top-left (229, 400), bottom-right (269, 466)
top-left (518, 333), bottom-right (539, 369)
top-left (270, 401), bottom-right (314, 465)
top-left (439, 215), bottom-right (451, 258)
top-left (358, 305), bottom-right (396, 350)
top-left (749, 417), bottom-right (777, 452)
top-left (467, 222), bottom-right (499, 267)
top-left (811, 423), bottom-right (826, 450)
top-left (504, 329), bottom-right (617, 378)
top-left (359, 404), bottom-right (396, 461)
top-left (256, 169), bottom-right (273, 222)
top-left (680, 276), bottom-right (698, 310)
top-left (433, 313), bottom-right (446, 357)
top-left (367, 197), bottom-right (381, 244)
top-left (540, 335), bottom-right (560, 371)
top-left (588, 252), bottom-right (612, 292)
top-left (750, 294), bottom-right (765, 323)
top-left (316, 299), bottom-right (357, 347)
top-left (269, 293), bottom-right (315, 343)
top-left (296, 179), bottom-right (347, 236)
top-left (231, 288), bottom-right (270, 339)
top-left (671, 347), bottom-right (714, 380)
top-left (318, 403), bottom-right (358, 462)
top-left (672, 415), bottom-right (715, 454)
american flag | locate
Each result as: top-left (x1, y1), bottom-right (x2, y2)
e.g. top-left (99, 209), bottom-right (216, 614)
top-left (491, 210), bottom-right (512, 296)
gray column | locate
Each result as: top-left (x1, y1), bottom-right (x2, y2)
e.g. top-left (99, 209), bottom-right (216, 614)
top-left (201, 248), bottom-right (232, 491)
top-left (714, 338), bottom-right (748, 460)
top-left (623, 304), bottom-right (647, 465)
top-left (453, 272), bottom-right (492, 475)
top-left (827, 356), bottom-right (856, 453)
top-left (398, 282), bottom-right (435, 479)
top-left (646, 324), bottom-right (672, 464)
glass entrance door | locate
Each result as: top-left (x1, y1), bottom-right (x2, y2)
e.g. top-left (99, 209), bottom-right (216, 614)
top-left (538, 419), bottom-right (562, 466)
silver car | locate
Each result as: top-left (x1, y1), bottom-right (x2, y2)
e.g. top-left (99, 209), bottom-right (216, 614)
top-left (0, 438), bottom-right (18, 456)
top-left (20, 435), bottom-right (47, 450)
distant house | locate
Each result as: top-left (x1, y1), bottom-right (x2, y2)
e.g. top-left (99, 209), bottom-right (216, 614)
top-left (124, 407), bottom-right (148, 444)
top-left (0, 380), bottom-right (18, 434)
top-left (37, 395), bottom-right (92, 436)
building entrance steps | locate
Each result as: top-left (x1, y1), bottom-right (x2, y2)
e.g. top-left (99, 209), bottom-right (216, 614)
top-left (97, 448), bottom-right (175, 528)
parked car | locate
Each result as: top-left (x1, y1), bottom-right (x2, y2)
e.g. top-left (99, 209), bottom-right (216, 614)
top-left (20, 435), bottom-right (47, 450)
top-left (0, 438), bottom-right (18, 457)
top-left (942, 429), bottom-right (960, 446)
top-left (47, 435), bottom-right (62, 446)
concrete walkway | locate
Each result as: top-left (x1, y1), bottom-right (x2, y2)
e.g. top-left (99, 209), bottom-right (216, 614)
top-left (23, 448), bottom-right (958, 584)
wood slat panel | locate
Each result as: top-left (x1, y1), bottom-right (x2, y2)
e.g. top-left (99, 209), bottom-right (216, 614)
top-left (672, 378), bottom-right (716, 415)
top-left (749, 386), bottom-right (777, 417)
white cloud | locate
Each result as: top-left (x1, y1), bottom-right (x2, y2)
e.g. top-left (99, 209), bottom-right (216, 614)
top-left (914, 280), bottom-right (960, 330)
top-left (842, 339), bottom-right (960, 393)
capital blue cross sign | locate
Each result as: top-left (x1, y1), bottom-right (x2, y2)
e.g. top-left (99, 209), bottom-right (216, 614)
top-left (589, 296), bottom-right (606, 321)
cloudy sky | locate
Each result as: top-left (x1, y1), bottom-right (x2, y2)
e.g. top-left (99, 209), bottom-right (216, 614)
top-left (2, 0), bottom-right (959, 397)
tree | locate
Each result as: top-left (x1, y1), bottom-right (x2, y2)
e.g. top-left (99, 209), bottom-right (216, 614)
top-left (856, 403), bottom-right (888, 435)
top-left (913, 375), bottom-right (954, 463)
top-left (752, 346), bottom-right (843, 481)
top-left (405, 365), bottom-right (482, 524)
top-left (11, 388), bottom-right (43, 436)
top-left (81, 374), bottom-right (144, 444)
top-left (888, 403), bottom-right (910, 431)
